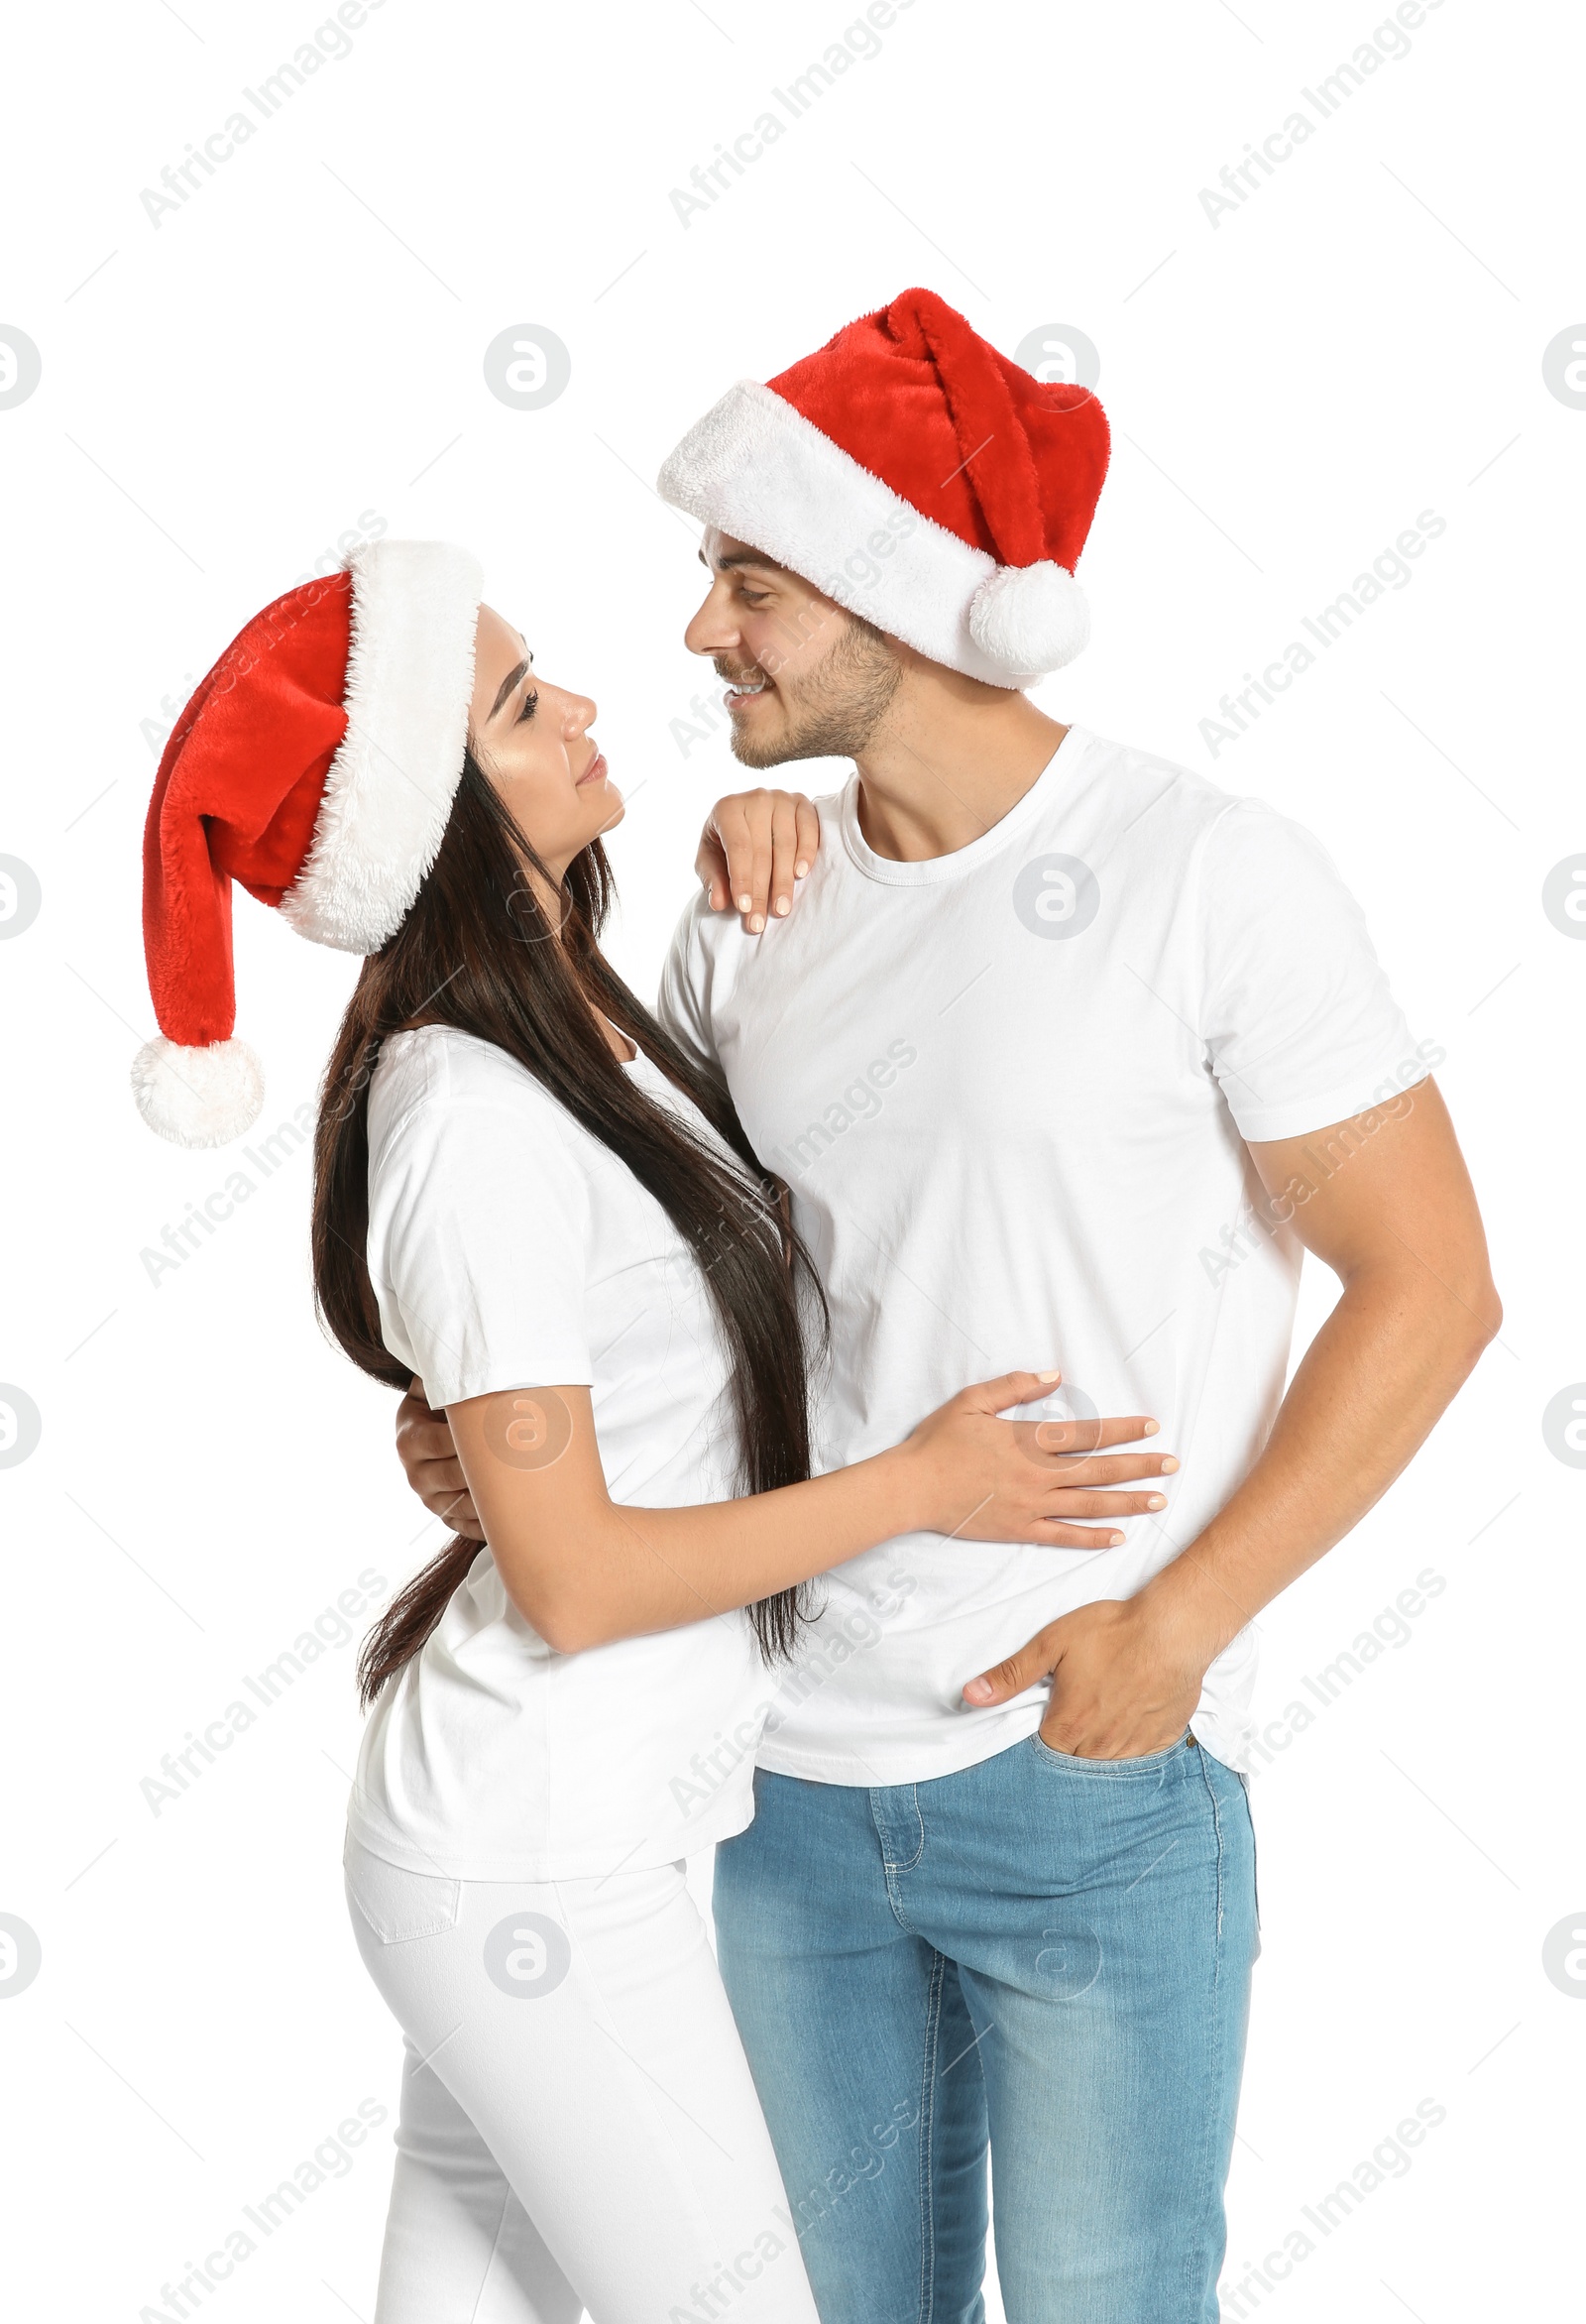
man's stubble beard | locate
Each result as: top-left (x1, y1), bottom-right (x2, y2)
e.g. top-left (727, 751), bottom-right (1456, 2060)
top-left (729, 617), bottom-right (903, 770)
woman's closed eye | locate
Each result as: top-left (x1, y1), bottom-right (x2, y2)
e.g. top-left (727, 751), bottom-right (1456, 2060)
top-left (516, 687), bottom-right (539, 723)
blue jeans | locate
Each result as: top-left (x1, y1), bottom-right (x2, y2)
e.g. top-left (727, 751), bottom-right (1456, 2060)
top-left (714, 1731), bottom-right (1258, 2324)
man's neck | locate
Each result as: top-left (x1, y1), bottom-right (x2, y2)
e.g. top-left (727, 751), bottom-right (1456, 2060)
top-left (850, 664), bottom-right (1069, 863)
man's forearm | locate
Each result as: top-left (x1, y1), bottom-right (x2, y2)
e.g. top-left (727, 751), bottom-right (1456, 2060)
top-left (1142, 1258), bottom-right (1499, 1664)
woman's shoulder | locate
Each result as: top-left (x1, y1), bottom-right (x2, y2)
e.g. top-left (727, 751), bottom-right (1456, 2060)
top-left (368, 1026), bottom-right (578, 1163)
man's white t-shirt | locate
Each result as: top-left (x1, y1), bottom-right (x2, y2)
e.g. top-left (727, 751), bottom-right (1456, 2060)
top-left (658, 726), bottom-right (1427, 1783)
top-left (347, 1025), bottom-right (773, 1881)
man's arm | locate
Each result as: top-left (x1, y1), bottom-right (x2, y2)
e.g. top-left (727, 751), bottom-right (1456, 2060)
top-left (963, 1079), bottom-right (1502, 1755)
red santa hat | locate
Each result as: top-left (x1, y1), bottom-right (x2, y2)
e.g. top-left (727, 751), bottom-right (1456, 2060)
top-left (133, 538), bottom-right (483, 1147)
top-left (657, 288), bottom-right (1109, 688)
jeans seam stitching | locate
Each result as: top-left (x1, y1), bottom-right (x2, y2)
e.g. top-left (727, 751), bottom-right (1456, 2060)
top-left (918, 1946), bottom-right (945, 2324)
top-left (1186, 1746), bottom-right (1228, 2320)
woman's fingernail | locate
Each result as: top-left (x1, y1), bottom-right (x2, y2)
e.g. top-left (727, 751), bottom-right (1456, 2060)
top-left (963, 1678), bottom-right (994, 1703)
top-left (1110, 1532), bottom-right (1125, 1546)
top-left (1143, 1420), bottom-right (1159, 1435)
top-left (775, 895), bottom-right (790, 915)
top-left (1038, 1367), bottom-right (1062, 1382)
top-left (748, 913), bottom-right (765, 933)
top-left (794, 860), bottom-right (810, 877)
top-left (1148, 1494), bottom-right (1166, 1509)
top-left (1161, 1456), bottom-right (1180, 1473)
top-left (736, 894), bottom-right (752, 911)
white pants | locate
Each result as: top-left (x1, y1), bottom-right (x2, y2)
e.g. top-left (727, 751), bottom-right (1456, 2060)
top-left (344, 1834), bottom-right (819, 2324)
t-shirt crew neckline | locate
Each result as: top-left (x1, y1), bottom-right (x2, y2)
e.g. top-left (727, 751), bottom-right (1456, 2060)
top-left (838, 722), bottom-right (1097, 888)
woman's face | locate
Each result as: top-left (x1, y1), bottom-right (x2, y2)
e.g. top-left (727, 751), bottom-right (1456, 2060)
top-left (468, 603), bottom-right (622, 880)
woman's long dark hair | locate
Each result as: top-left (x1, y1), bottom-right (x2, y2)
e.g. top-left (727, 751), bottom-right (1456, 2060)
top-left (311, 753), bottom-right (825, 1709)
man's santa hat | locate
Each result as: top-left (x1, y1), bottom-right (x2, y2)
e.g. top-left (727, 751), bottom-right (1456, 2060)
top-left (133, 538), bottom-right (482, 1148)
top-left (657, 287), bottom-right (1109, 688)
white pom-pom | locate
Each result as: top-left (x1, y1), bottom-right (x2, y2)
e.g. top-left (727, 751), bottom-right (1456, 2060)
top-left (968, 559), bottom-right (1090, 677)
top-left (132, 1035), bottom-right (265, 1148)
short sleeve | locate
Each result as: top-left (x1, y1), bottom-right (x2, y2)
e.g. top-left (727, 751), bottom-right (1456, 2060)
top-left (1194, 799), bottom-right (1424, 1144)
top-left (656, 892), bottom-right (725, 1080)
top-left (368, 1059), bottom-right (594, 1410)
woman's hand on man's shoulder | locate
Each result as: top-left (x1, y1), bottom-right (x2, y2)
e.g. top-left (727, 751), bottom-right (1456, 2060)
top-left (695, 790), bottom-right (821, 933)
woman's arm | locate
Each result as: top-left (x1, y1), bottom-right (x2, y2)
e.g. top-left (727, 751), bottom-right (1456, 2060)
top-left (447, 1373), bottom-right (1174, 1653)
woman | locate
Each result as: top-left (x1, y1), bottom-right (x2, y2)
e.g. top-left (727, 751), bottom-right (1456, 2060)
top-left (133, 540), bottom-right (1172, 2322)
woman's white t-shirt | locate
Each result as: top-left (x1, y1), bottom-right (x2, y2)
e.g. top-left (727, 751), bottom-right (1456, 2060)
top-left (346, 1024), bottom-right (774, 1882)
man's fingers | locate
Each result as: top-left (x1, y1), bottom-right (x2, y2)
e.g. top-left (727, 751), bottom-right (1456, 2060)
top-left (963, 1631), bottom-right (1060, 1704)
top-left (433, 1488), bottom-right (485, 1541)
top-left (418, 1455), bottom-right (471, 1501)
top-left (404, 1416), bottom-right (460, 1465)
top-left (422, 1466), bottom-right (482, 1533)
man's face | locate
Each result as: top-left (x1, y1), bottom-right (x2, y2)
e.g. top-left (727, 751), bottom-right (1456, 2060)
top-left (684, 529), bottom-right (901, 768)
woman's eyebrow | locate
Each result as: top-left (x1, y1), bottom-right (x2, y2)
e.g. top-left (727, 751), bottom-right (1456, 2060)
top-left (489, 658), bottom-right (529, 719)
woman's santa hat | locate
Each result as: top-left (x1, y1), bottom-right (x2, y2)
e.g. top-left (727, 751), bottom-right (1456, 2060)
top-left (134, 538), bottom-right (482, 1148)
top-left (657, 287), bottom-right (1109, 688)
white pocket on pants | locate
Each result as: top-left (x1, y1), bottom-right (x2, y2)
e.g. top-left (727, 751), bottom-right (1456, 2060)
top-left (344, 1837), bottom-right (462, 1944)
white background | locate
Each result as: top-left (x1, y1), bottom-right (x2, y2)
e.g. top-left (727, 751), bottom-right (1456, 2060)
top-left (2, 1), bottom-right (1581, 2317)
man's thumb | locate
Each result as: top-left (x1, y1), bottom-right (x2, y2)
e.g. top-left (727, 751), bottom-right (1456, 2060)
top-left (963, 1635), bottom-right (1056, 1705)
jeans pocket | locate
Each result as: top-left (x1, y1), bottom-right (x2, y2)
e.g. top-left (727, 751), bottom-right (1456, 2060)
top-left (1029, 1729), bottom-right (1193, 1774)
top-left (344, 1837), bottom-right (462, 1944)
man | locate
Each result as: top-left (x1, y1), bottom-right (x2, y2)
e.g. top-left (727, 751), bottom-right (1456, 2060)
top-left (398, 289), bottom-right (1498, 2322)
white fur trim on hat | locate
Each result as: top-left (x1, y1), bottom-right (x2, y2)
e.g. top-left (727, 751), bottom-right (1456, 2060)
top-left (280, 538), bottom-right (483, 953)
top-left (132, 1035), bottom-right (265, 1149)
top-left (657, 380), bottom-right (1088, 688)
